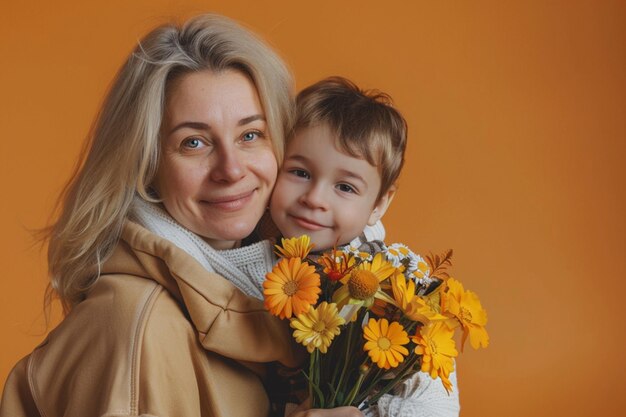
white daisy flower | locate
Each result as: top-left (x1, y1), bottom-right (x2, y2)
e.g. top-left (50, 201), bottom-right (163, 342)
top-left (341, 245), bottom-right (372, 262)
top-left (358, 252), bottom-right (373, 262)
top-left (384, 243), bottom-right (411, 268)
top-left (408, 253), bottom-right (431, 281)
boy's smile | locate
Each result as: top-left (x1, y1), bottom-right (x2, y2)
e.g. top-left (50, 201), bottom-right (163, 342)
top-left (289, 215), bottom-right (330, 231)
top-left (270, 123), bottom-right (393, 250)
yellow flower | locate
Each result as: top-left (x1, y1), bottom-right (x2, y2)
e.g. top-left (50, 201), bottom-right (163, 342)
top-left (264, 257), bottom-right (321, 319)
top-left (441, 278), bottom-right (489, 351)
top-left (363, 318), bottom-right (410, 369)
top-left (423, 286), bottom-right (443, 314)
top-left (342, 253), bottom-right (396, 285)
top-left (391, 274), bottom-right (447, 323)
top-left (290, 302), bottom-right (345, 353)
top-left (413, 321), bottom-right (458, 393)
top-left (275, 235), bottom-right (314, 259)
top-left (333, 253), bottom-right (397, 314)
top-left (391, 273), bottom-right (415, 310)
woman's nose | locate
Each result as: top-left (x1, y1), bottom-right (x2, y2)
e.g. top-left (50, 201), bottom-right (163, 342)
top-left (299, 184), bottom-right (329, 210)
top-left (209, 145), bottom-right (245, 183)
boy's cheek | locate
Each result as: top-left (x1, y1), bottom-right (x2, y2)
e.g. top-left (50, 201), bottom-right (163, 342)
top-left (269, 174), bottom-right (287, 203)
top-left (272, 174), bottom-right (299, 204)
top-left (269, 178), bottom-right (290, 230)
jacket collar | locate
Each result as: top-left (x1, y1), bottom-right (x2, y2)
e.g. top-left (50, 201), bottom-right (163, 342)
top-left (101, 220), bottom-right (303, 367)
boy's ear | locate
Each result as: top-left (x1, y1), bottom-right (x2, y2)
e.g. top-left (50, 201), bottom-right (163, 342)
top-left (367, 186), bottom-right (396, 226)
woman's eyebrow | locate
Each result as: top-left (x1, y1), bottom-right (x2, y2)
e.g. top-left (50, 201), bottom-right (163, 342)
top-left (238, 114), bottom-right (265, 126)
top-left (168, 121), bottom-right (209, 135)
top-left (168, 114), bottom-right (265, 135)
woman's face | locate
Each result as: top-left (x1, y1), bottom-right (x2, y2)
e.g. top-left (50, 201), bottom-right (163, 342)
top-left (154, 69), bottom-right (278, 249)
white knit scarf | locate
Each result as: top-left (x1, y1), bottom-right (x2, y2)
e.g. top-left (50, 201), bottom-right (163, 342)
top-left (130, 197), bottom-right (275, 299)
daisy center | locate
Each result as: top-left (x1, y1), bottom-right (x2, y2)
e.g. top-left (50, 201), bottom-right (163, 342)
top-left (313, 321), bottom-right (327, 333)
top-left (282, 280), bottom-right (299, 296)
top-left (377, 336), bottom-right (392, 351)
top-left (348, 270), bottom-right (379, 300)
top-left (459, 306), bottom-right (473, 322)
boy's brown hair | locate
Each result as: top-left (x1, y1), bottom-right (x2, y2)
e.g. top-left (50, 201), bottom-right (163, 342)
top-left (294, 76), bottom-right (408, 201)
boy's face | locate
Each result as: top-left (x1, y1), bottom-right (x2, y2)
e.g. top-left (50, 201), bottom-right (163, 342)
top-left (270, 124), bottom-right (393, 250)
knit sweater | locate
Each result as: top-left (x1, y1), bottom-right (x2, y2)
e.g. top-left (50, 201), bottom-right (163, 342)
top-left (364, 370), bottom-right (459, 417)
top-left (130, 197), bottom-right (274, 299)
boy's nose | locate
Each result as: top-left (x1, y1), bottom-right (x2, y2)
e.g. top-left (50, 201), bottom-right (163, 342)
top-left (299, 184), bottom-right (329, 210)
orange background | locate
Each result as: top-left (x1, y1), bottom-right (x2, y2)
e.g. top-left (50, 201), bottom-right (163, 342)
top-left (1, 1), bottom-right (625, 416)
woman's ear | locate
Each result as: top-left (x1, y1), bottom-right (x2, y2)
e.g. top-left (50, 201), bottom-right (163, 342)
top-left (367, 186), bottom-right (396, 226)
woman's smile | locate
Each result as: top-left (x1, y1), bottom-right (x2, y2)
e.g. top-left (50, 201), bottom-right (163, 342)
top-left (200, 189), bottom-right (256, 211)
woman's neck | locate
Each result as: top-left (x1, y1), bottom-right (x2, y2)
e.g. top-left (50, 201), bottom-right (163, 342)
top-left (203, 237), bottom-right (241, 250)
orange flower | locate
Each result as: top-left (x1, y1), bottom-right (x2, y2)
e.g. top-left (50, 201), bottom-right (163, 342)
top-left (413, 321), bottom-right (458, 393)
top-left (441, 278), bottom-right (489, 351)
top-left (318, 249), bottom-right (356, 281)
top-left (264, 257), bottom-right (321, 319)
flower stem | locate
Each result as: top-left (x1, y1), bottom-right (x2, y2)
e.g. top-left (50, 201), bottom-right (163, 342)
top-left (360, 355), bottom-right (419, 409)
top-left (330, 321), bottom-right (354, 406)
top-left (309, 350), bottom-right (328, 408)
top-left (309, 351), bottom-right (314, 404)
top-left (345, 371), bottom-right (366, 407)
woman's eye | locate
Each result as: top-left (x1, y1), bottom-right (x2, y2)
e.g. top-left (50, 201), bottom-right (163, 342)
top-left (289, 169), bottom-right (310, 179)
top-left (242, 131), bottom-right (260, 142)
top-left (183, 137), bottom-right (203, 149)
top-left (337, 183), bottom-right (356, 193)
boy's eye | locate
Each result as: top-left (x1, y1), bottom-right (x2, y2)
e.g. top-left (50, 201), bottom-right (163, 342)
top-left (337, 183), bottom-right (356, 193)
top-left (289, 169), bottom-right (310, 179)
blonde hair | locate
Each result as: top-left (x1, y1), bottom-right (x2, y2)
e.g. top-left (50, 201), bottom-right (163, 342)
top-left (294, 76), bottom-right (407, 201)
top-left (46, 14), bottom-right (294, 312)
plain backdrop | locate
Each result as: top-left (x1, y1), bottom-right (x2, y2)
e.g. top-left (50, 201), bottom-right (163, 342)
top-left (1, 1), bottom-right (625, 416)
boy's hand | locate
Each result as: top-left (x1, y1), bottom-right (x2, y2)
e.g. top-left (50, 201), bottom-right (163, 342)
top-left (287, 398), bottom-right (364, 417)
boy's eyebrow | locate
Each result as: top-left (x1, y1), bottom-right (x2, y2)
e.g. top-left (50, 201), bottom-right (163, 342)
top-left (337, 169), bottom-right (368, 187)
top-left (285, 154), bottom-right (310, 164)
top-left (286, 154), bottom-right (368, 188)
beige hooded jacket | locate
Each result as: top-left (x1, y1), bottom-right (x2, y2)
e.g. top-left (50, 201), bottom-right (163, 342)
top-left (0, 221), bottom-right (302, 417)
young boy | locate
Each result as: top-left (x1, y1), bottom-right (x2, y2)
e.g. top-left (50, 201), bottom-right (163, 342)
top-left (269, 76), bottom-right (407, 251)
top-left (267, 78), bottom-right (458, 417)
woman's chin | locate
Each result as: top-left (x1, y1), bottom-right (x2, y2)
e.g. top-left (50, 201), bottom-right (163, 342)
top-left (197, 224), bottom-right (257, 250)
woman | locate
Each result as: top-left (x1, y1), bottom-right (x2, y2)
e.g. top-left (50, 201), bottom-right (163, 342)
top-left (0, 14), bottom-right (362, 417)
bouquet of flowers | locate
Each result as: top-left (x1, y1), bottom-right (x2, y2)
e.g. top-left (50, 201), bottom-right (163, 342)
top-left (263, 236), bottom-right (489, 409)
